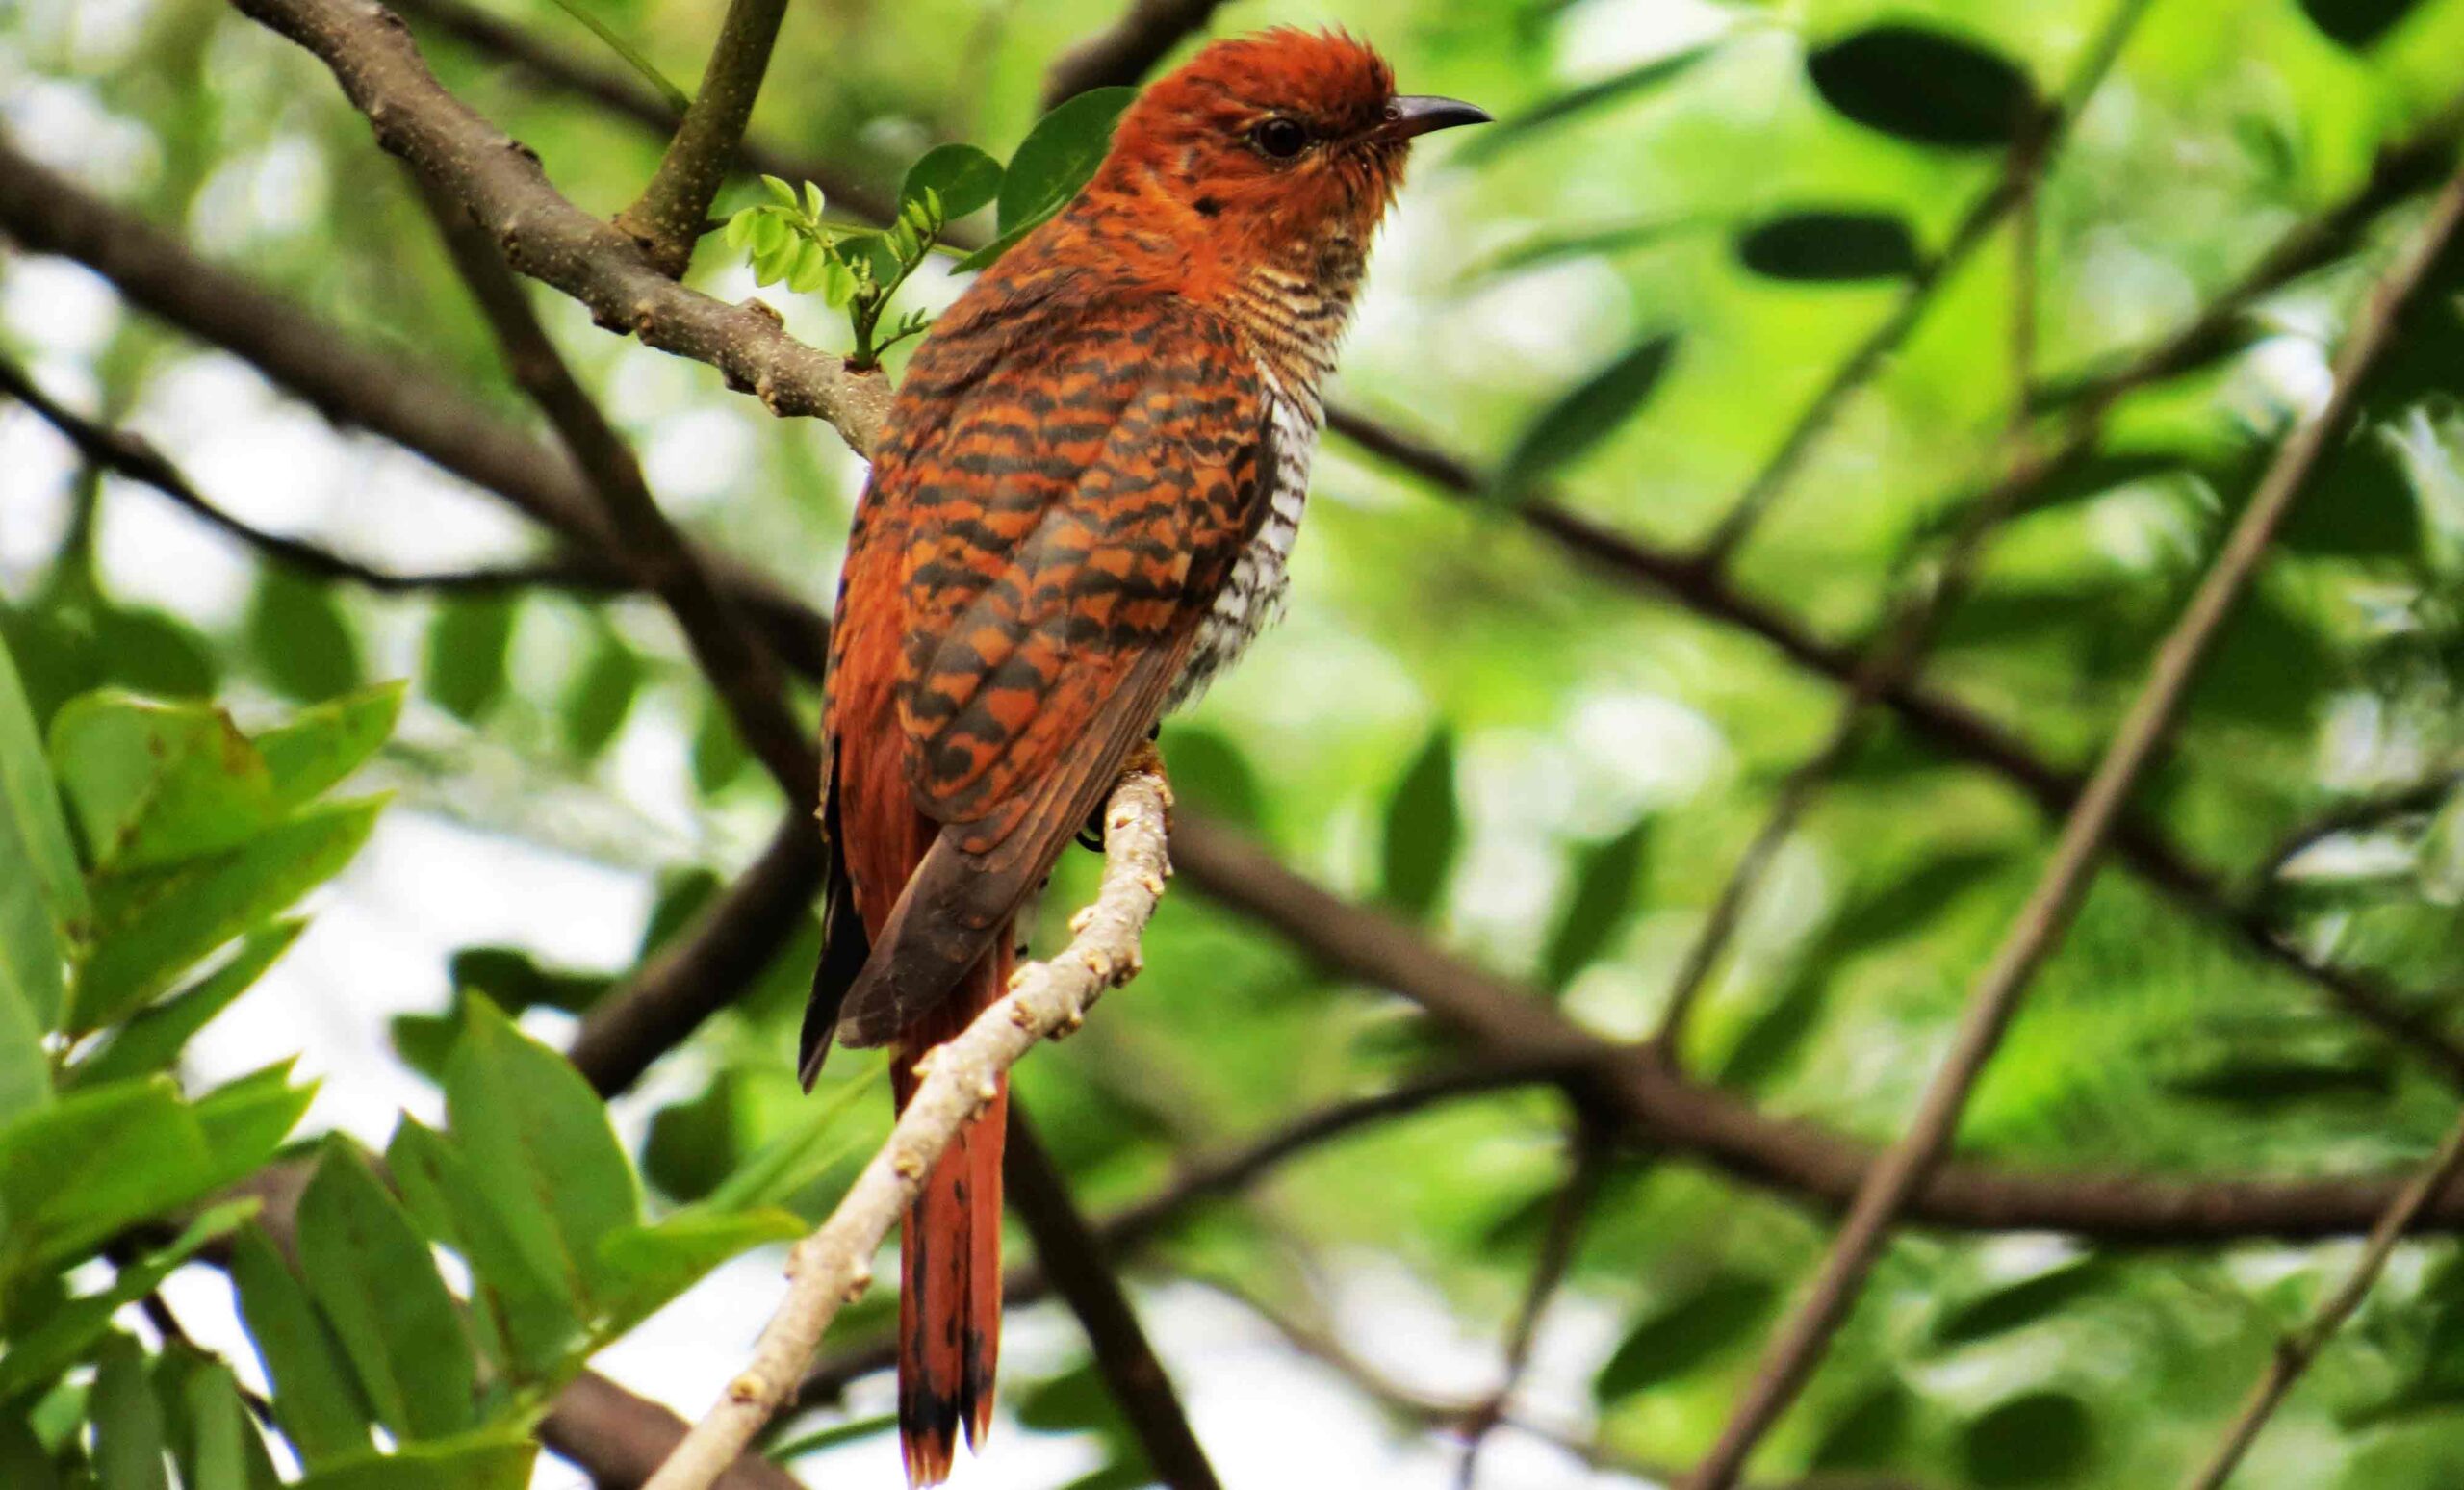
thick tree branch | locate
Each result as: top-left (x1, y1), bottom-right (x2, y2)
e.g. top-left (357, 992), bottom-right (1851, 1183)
top-left (611, 0), bottom-right (789, 278)
top-left (1681, 162), bottom-right (2464, 1490)
top-left (1042, 0), bottom-right (1227, 108)
top-left (1005, 1110), bottom-right (1223, 1490)
top-left (421, 183), bottom-right (816, 802)
top-left (225, 0), bottom-right (891, 454)
top-left (568, 812), bottom-right (825, 1097)
top-left (643, 767), bottom-right (1174, 1490)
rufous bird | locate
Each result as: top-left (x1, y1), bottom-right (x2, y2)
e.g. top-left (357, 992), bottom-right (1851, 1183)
top-left (800, 28), bottom-right (1484, 1484)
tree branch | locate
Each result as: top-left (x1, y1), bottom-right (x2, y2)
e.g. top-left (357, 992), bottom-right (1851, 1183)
top-left (1681, 161), bottom-right (2464, 1490)
top-left (386, 0), bottom-right (902, 226)
top-left (225, 0), bottom-right (891, 455)
top-left (1042, 0), bottom-right (1226, 108)
top-left (420, 181), bottom-right (816, 803)
top-left (2180, 1108), bottom-right (2464, 1490)
top-left (568, 812), bottom-right (825, 1097)
top-left (0, 354), bottom-right (618, 596)
top-left (642, 765), bottom-right (1174, 1490)
top-left (1455, 1119), bottom-right (1608, 1490)
top-left (1005, 1109), bottom-right (1223, 1490)
top-left (0, 131), bottom-right (831, 676)
top-left (611, 0), bottom-right (789, 278)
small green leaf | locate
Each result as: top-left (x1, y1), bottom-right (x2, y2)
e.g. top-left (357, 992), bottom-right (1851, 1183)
top-left (705, 1063), bottom-right (883, 1212)
top-left (761, 175), bottom-right (799, 209)
top-left (1540, 819), bottom-right (1650, 989)
top-left (229, 1224), bottom-right (373, 1467)
top-left (450, 946), bottom-right (611, 1015)
top-left (1155, 727), bottom-right (1264, 832)
top-left (721, 209), bottom-right (756, 250)
top-left (90, 1334), bottom-right (170, 1490)
top-left (443, 998), bottom-right (639, 1309)
top-left (75, 796), bottom-right (384, 1030)
top-left (0, 1201), bottom-right (256, 1401)
top-left (160, 1350), bottom-right (281, 1490)
top-left (1807, 25), bottom-right (2037, 150)
top-left (1496, 332), bottom-right (1680, 500)
top-left (0, 1080), bottom-right (206, 1268)
top-left (1379, 730), bottom-right (1460, 918)
top-left (1960, 1391), bottom-right (2095, 1487)
top-left (91, 606), bottom-right (217, 702)
top-left (0, 632), bottom-right (86, 1045)
top-left (559, 630), bottom-right (640, 760)
top-left (68, 922), bottom-right (302, 1091)
top-left (253, 682), bottom-right (404, 810)
top-left (1811, 1381), bottom-right (1914, 1471)
top-left (1460, 45), bottom-right (1713, 162)
top-left (991, 87), bottom-right (1137, 243)
top-left (387, 1119), bottom-right (582, 1382)
top-left (1817, 850), bottom-right (2008, 960)
top-left (902, 143), bottom-right (1001, 221)
top-left (1594, 1272), bottom-right (1777, 1401)
top-left (290, 1434), bottom-right (537, 1490)
top-left (784, 237), bottom-right (829, 295)
top-left (49, 694), bottom-right (278, 872)
top-left (803, 180), bottom-right (827, 221)
top-left (822, 255), bottom-right (860, 308)
top-left (245, 572), bottom-right (362, 704)
top-left (422, 597), bottom-right (516, 724)
top-left (1735, 210), bottom-right (1923, 282)
top-left (2297, 0), bottom-right (2426, 47)
top-left (295, 1140), bottom-right (477, 1442)
top-left (593, 1208), bottom-right (806, 1336)
top-left (1933, 1256), bottom-right (2114, 1347)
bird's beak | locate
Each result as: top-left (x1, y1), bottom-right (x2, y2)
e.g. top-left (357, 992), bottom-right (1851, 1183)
top-left (1382, 95), bottom-right (1492, 140)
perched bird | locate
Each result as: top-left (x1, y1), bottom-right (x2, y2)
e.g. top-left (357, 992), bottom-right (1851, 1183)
top-left (801, 28), bottom-right (1484, 1484)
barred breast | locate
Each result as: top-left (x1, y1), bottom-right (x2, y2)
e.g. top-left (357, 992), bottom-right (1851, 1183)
top-left (1167, 368), bottom-right (1319, 709)
top-left (1166, 246), bottom-right (1360, 709)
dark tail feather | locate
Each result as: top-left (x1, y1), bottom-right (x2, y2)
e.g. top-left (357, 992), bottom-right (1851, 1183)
top-left (892, 936), bottom-right (1010, 1486)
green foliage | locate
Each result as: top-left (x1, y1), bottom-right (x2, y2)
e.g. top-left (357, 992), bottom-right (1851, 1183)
top-left (952, 87), bottom-right (1138, 271)
top-left (1806, 25), bottom-right (2038, 150)
top-left (1495, 332), bottom-right (1680, 500)
top-left (1734, 210), bottom-right (1924, 283)
top-left (1593, 1271), bottom-right (1778, 1401)
top-left (1379, 728), bottom-right (1460, 917)
top-left (24, 2), bottom-right (2464, 1484)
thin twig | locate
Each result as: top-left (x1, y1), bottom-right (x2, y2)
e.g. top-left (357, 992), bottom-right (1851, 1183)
top-left (0, 354), bottom-right (619, 596)
top-left (1455, 1120), bottom-right (1609, 1490)
top-left (612, 0), bottom-right (790, 277)
top-left (2180, 1109), bottom-right (2464, 1490)
top-left (1005, 1110), bottom-right (1224, 1490)
top-left (418, 181), bottom-right (815, 803)
top-left (1681, 162), bottom-right (2464, 1490)
top-left (642, 766), bottom-right (1175, 1490)
top-left (0, 132), bottom-right (832, 676)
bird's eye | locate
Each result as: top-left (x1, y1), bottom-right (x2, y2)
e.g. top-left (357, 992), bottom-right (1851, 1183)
top-left (1250, 117), bottom-right (1310, 160)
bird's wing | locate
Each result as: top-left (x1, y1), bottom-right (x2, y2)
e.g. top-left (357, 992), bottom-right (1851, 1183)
top-left (831, 298), bottom-right (1268, 1045)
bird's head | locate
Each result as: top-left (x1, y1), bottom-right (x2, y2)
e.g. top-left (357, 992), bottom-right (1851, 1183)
top-left (1088, 28), bottom-right (1486, 286)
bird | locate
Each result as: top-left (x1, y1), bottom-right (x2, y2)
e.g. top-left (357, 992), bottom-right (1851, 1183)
top-left (799, 28), bottom-right (1485, 1484)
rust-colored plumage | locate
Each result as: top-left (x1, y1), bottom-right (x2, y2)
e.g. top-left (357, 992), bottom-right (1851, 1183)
top-left (801, 29), bottom-right (1483, 1484)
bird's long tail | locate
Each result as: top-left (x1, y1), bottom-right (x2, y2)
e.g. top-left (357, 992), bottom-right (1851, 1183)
top-left (891, 934), bottom-right (1010, 1486)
